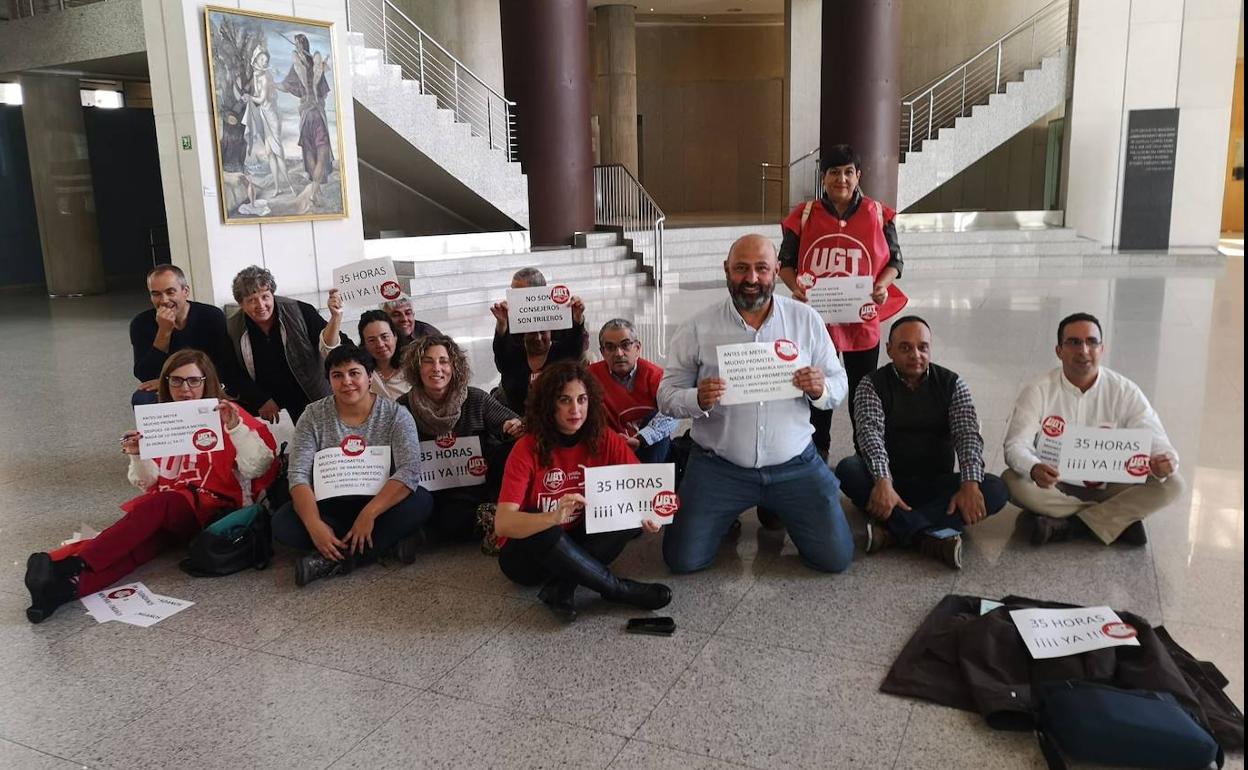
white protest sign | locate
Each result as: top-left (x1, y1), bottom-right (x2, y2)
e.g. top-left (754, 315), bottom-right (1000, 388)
top-left (584, 463), bottom-right (678, 534)
top-left (417, 434), bottom-right (488, 491)
top-left (135, 398), bottom-right (224, 460)
top-left (717, 340), bottom-right (806, 405)
top-left (1010, 606), bottom-right (1141, 659)
top-left (1035, 413), bottom-right (1066, 467)
top-left (313, 437), bottom-right (392, 500)
top-left (802, 274), bottom-right (874, 324)
top-left (506, 285), bottom-right (573, 333)
top-left (80, 582), bottom-right (194, 628)
top-left (332, 257), bottom-right (405, 312)
top-left (1057, 427), bottom-right (1153, 484)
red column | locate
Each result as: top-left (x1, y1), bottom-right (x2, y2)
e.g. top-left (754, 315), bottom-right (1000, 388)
top-left (500, 0), bottom-right (595, 246)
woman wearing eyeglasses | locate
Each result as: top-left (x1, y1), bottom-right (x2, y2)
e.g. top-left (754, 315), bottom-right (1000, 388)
top-left (22, 349), bottom-right (278, 623)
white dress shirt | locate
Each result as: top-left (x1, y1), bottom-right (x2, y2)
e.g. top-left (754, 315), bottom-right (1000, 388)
top-left (658, 294), bottom-right (848, 469)
top-left (1004, 366), bottom-right (1179, 480)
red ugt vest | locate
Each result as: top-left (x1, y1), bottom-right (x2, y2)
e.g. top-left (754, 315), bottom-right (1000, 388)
top-left (782, 195), bottom-right (907, 353)
top-left (588, 358), bottom-right (664, 438)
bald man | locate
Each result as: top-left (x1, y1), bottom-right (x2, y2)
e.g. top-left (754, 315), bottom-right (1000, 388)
top-left (657, 235), bottom-right (853, 574)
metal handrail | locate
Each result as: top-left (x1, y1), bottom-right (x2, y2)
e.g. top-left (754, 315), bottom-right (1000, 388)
top-left (759, 147), bottom-right (821, 219)
top-left (14, 0), bottom-right (106, 17)
top-left (593, 164), bottom-right (666, 288)
top-left (347, 0), bottom-right (517, 161)
top-left (900, 0), bottom-right (1069, 157)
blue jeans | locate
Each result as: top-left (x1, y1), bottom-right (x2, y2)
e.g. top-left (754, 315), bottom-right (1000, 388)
top-left (635, 435), bottom-right (672, 464)
top-left (662, 442), bottom-right (854, 574)
top-left (834, 455), bottom-right (1008, 545)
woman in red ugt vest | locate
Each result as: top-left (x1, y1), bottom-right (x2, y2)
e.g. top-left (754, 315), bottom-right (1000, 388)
top-left (779, 144), bottom-right (907, 456)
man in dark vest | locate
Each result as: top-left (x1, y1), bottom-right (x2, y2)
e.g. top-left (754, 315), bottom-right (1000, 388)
top-left (226, 265), bottom-right (349, 425)
top-left (834, 316), bottom-right (1007, 569)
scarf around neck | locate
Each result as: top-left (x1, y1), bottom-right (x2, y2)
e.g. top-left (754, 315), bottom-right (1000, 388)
top-left (404, 381), bottom-right (469, 437)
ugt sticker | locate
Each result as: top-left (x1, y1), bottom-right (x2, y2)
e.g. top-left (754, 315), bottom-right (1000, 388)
top-left (1042, 415), bottom-right (1066, 438)
top-left (544, 468), bottom-right (566, 491)
top-left (435, 434), bottom-right (457, 449)
top-left (652, 491), bottom-right (680, 518)
top-left (467, 456), bottom-right (488, 477)
top-left (192, 428), bottom-right (218, 450)
top-left (774, 339), bottom-right (799, 362)
top-left (1102, 621), bottom-right (1138, 640)
top-left (796, 271), bottom-right (816, 290)
top-left (341, 435), bottom-right (367, 456)
top-left (1126, 454), bottom-right (1151, 477)
top-left (858, 302), bottom-right (878, 321)
top-left (380, 280), bottom-right (403, 301)
top-left (550, 285), bottom-right (571, 305)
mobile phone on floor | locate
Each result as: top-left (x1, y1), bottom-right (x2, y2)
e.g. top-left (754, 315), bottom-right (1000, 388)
top-left (626, 617), bottom-right (676, 636)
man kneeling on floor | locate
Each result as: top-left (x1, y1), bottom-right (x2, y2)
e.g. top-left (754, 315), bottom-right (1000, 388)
top-left (1003, 312), bottom-right (1184, 547)
top-left (835, 316), bottom-right (1006, 569)
top-left (273, 345), bottom-right (433, 585)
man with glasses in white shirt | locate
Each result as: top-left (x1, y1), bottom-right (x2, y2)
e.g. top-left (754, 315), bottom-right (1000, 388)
top-left (658, 234), bottom-right (853, 574)
top-left (1003, 312), bottom-right (1185, 546)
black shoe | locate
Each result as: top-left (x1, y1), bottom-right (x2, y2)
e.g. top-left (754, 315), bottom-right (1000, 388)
top-left (538, 578), bottom-right (577, 622)
top-left (608, 578), bottom-right (673, 610)
top-left (1116, 521), bottom-right (1148, 546)
top-left (294, 553), bottom-right (352, 587)
top-left (25, 553), bottom-right (82, 624)
top-left (722, 519), bottom-right (742, 541)
top-left (917, 532), bottom-right (962, 569)
top-left (539, 534), bottom-right (672, 611)
top-left (756, 506), bottom-right (784, 531)
top-left (864, 520), bottom-right (896, 555)
top-left (391, 531), bottom-right (424, 565)
top-left (1030, 514), bottom-right (1089, 547)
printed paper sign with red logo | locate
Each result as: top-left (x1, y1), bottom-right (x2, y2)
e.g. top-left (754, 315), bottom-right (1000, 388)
top-left (313, 443), bottom-right (392, 500)
top-left (506, 286), bottom-right (574, 333)
top-left (134, 398), bottom-right (224, 460)
top-left (806, 275), bottom-right (874, 324)
top-left (332, 256), bottom-right (406, 313)
top-left (1057, 426), bottom-right (1153, 485)
top-left (417, 434), bottom-right (486, 491)
top-left (716, 341), bottom-right (806, 406)
top-left (1009, 606), bottom-right (1140, 659)
top-left (584, 463), bottom-right (677, 534)
top-left (80, 581), bottom-right (195, 627)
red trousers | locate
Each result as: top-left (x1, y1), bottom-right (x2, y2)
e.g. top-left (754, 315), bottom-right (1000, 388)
top-left (50, 491), bottom-right (202, 596)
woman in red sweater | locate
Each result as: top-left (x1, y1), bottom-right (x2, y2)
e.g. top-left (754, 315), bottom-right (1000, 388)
top-left (23, 349), bottom-right (278, 623)
top-left (494, 360), bottom-right (671, 621)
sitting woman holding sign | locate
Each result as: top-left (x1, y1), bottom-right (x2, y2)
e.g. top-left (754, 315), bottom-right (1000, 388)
top-left (495, 360), bottom-right (671, 622)
top-left (398, 335), bottom-right (523, 541)
top-left (272, 345), bottom-right (433, 586)
top-left (23, 349), bottom-right (277, 623)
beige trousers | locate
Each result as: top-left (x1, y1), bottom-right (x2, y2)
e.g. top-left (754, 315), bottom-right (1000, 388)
top-left (1003, 469), bottom-right (1187, 544)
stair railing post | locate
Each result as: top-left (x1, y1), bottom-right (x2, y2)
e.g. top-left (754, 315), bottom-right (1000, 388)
top-left (381, 1), bottom-right (388, 64)
top-left (995, 40), bottom-right (1003, 93)
top-left (907, 102), bottom-right (914, 154)
top-left (926, 90), bottom-right (934, 143)
top-left (453, 65), bottom-right (461, 120)
top-left (960, 62), bottom-right (967, 117)
top-left (487, 94), bottom-right (494, 150)
top-left (418, 33), bottom-right (425, 96)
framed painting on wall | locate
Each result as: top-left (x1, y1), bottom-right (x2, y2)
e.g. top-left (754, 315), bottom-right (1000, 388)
top-left (204, 6), bottom-right (348, 224)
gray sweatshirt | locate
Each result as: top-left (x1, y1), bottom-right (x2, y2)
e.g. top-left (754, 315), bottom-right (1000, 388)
top-left (288, 395), bottom-right (423, 493)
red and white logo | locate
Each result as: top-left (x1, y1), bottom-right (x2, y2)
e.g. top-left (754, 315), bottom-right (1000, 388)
top-left (1041, 415), bottom-right (1066, 438)
top-left (550, 285), bottom-right (571, 305)
top-left (543, 468), bottom-right (566, 491)
top-left (796, 271), bottom-right (817, 290)
top-left (1126, 454), bottom-right (1151, 477)
top-left (341, 435), bottom-right (367, 456)
top-left (652, 491), bottom-right (680, 518)
top-left (192, 428), bottom-right (218, 450)
top-left (1102, 621), bottom-right (1138, 640)
top-left (107, 588), bottom-right (136, 600)
top-left (858, 302), bottom-right (878, 321)
top-left (380, 280), bottom-right (402, 301)
top-left (467, 456), bottom-right (488, 477)
top-left (435, 433), bottom-right (457, 449)
top-left (774, 339), bottom-right (799, 362)
top-left (799, 232), bottom-right (871, 277)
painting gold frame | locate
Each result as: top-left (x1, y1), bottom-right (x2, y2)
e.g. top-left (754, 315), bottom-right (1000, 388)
top-left (203, 5), bottom-right (349, 224)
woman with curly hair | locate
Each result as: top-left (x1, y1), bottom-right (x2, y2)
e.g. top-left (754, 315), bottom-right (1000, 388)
top-left (399, 334), bottom-right (523, 541)
top-left (494, 360), bottom-right (671, 621)
top-left (23, 349), bottom-right (277, 623)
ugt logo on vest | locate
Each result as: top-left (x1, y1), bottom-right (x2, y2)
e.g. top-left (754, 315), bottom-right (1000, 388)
top-left (192, 428), bottom-right (218, 451)
top-left (341, 435), bottom-right (367, 456)
top-left (652, 491), bottom-right (680, 518)
top-left (774, 339), bottom-right (799, 362)
top-left (801, 232), bottom-right (870, 277)
top-left (550, 285), bottom-right (571, 305)
top-left (1126, 454), bottom-right (1151, 477)
top-left (796, 271), bottom-right (817, 290)
top-left (435, 433), bottom-right (457, 449)
top-left (544, 468), bottom-right (566, 491)
top-left (1042, 415), bottom-right (1066, 438)
top-left (380, 280), bottom-right (403, 301)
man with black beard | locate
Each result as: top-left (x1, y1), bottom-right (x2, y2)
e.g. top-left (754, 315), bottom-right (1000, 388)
top-left (657, 235), bottom-right (854, 574)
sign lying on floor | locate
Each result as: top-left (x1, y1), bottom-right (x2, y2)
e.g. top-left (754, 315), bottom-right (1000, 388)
top-left (717, 340), bottom-right (806, 405)
top-left (584, 463), bottom-right (678, 534)
top-left (134, 398), bottom-right (224, 459)
top-left (80, 582), bottom-right (194, 627)
top-left (1010, 605), bottom-right (1141, 659)
top-left (1057, 427), bottom-right (1153, 484)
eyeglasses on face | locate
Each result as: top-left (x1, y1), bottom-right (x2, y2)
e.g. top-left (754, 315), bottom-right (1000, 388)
top-left (1061, 337), bottom-right (1102, 350)
top-left (166, 375), bottom-right (206, 388)
top-left (601, 340), bottom-right (637, 354)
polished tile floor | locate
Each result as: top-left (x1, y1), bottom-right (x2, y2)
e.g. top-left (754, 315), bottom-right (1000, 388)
top-left (0, 257), bottom-right (1242, 769)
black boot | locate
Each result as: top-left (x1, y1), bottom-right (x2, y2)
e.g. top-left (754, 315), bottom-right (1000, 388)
top-left (540, 535), bottom-right (672, 611)
top-left (25, 553), bottom-right (83, 624)
top-left (294, 552), bottom-right (353, 587)
top-left (537, 578), bottom-right (578, 622)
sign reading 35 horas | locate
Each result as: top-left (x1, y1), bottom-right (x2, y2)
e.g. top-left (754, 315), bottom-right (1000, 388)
top-left (205, 6), bottom-right (348, 224)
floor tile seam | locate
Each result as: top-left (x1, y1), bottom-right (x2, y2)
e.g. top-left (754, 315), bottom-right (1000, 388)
top-left (420, 685), bottom-right (643, 741)
top-left (0, 734), bottom-right (98, 770)
top-left (422, 600), bottom-right (542, 692)
top-left (320, 685), bottom-right (428, 770)
top-left (242, 645), bottom-right (436, 693)
top-left (615, 621), bottom-right (721, 744)
top-left (383, 569), bottom-right (543, 603)
top-left (888, 702), bottom-right (918, 770)
top-left (707, 627), bottom-right (894, 672)
top-left (704, 562), bottom-right (767, 638)
top-left (615, 735), bottom-right (765, 770)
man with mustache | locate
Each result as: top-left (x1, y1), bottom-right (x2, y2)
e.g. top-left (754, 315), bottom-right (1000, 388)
top-left (1003, 312), bottom-right (1185, 546)
top-left (588, 318), bottom-right (677, 463)
top-left (658, 234), bottom-right (853, 574)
